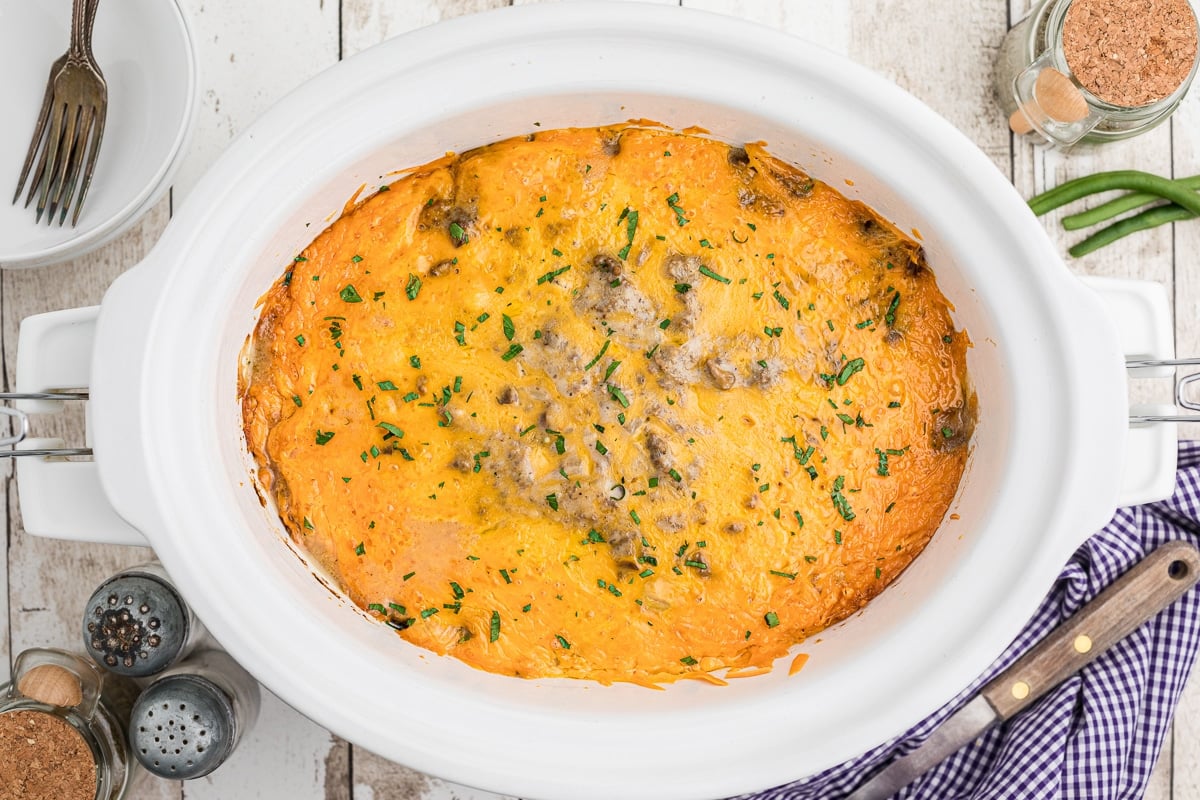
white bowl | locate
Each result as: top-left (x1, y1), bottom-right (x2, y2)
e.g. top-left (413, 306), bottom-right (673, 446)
top-left (0, 0), bottom-right (196, 269)
top-left (13, 4), bottom-right (1143, 799)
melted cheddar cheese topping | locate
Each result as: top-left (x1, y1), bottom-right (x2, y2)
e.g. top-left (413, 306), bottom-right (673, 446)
top-left (241, 125), bottom-right (973, 685)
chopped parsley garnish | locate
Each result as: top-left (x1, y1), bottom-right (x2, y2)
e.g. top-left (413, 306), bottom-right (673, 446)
top-left (355, 542), bottom-right (365, 556)
top-left (295, 335), bottom-right (306, 346)
top-left (339, 285), bottom-right (363, 303)
top-left (675, 283), bottom-right (692, 293)
top-left (537, 265), bottom-right (572, 284)
top-left (698, 265), bottom-right (731, 284)
top-left (405, 273), bottom-right (422, 300)
top-left (764, 611), bottom-right (780, 628)
top-left (831, 475), bottom-right (856, 521)
top-left (666, 192), bottom-right (689, 226)
top-left (377, 380), bottom-right (398, 391)
top-left (837, 358), bottom-right (865, 386)
top-left (546, 493), bottom-right (559, 511)
top-left (680, 656), bottom-right (698, 666)
top-left (502, 314), bottom-right (516, 341)
top-left (292, 395), bottom-right (303, 407)
top-left (942, 426), bottom-right (955, 438)
top-left (315, 430), bottom-right (335, 445)
top-left (585, 339), bottom-right (611, 371)
top-left (377, 422), bottom-right (405, 439)
top-left (448, 222), bottom-right (468, 245)
top-left (618, 209), bottom-right (639, 260)
top-left (885, 292), bottom-right (901, 327)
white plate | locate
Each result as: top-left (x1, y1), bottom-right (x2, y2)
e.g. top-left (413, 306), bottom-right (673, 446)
top-left (0, 0), bottom-right (196, 269)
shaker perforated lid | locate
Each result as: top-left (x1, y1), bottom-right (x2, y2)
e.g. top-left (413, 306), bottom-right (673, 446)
top-left (129, 674), bottom-right (236, 779)
top-left (82, 571), bottom-right (190, 677)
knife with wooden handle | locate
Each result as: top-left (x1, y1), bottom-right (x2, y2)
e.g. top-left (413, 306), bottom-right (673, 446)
top-left (847, 539), bottom-right (1200, 800)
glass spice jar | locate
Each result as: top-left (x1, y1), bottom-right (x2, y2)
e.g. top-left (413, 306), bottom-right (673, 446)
top-left (995, 0), bottom-right (1200, 146)
top-left (0, 649), bottom-right (137, 800)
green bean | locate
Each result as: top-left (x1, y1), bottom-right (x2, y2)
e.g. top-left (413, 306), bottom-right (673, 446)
top-left (1028, 170), bottom-right (1200, 217)
top-left (1061, 174), bottom-right (1200, 230)
top-left (1068, 204), bottom-right (1196, 257)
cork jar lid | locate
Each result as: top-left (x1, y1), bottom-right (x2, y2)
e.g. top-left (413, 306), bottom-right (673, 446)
top-left (0, 708), bottom-right (98, 800)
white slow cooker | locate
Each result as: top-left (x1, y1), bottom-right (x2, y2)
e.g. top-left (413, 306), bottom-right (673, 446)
top-left (6, 4), bottom-right (1185, 798)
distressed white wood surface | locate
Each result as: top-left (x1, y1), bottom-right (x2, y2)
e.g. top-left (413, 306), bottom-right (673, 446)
top-left (2, 0), bottom-right (1197, 798)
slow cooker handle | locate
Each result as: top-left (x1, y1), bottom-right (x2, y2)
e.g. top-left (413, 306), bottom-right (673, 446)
top-left (1080, 277), bottom-right (1183, 507)
top-left (1, 306), bottom-right (148, 546)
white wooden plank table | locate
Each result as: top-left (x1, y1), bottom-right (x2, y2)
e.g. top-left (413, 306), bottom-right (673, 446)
top-left (3, 0), bottom-right (1198, 797)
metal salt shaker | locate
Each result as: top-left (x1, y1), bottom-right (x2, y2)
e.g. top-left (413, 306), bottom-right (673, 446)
top-left (82, 560), bottom-right (207, 677)
top-left (127, 649), bottom-right (261, 779)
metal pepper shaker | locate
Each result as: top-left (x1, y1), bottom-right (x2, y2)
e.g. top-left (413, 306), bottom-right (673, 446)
top-left (82, 561), bottom-right (207, 677)
top-left (127, 649), bottom-right (261, 780)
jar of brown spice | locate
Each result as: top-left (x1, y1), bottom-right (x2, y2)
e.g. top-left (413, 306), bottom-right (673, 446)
top-left (995, 0), bottom-right (1200, 146)
top-left (1, 649), bottom-right (136, 800)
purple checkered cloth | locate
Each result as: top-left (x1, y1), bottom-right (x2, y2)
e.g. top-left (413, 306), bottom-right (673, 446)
top-left (744, 441), bottom-right (1200, 800)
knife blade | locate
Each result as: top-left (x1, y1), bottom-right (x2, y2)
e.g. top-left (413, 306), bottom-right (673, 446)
top-left (846, 539), bottom-right (1200, 800)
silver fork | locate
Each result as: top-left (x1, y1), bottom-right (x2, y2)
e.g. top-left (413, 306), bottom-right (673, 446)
top-left (12, 0), bottom-right (106, 227)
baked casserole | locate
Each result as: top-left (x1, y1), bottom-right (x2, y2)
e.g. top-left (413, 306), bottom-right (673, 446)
top-left (240, 124), bottom-right (973, 685)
